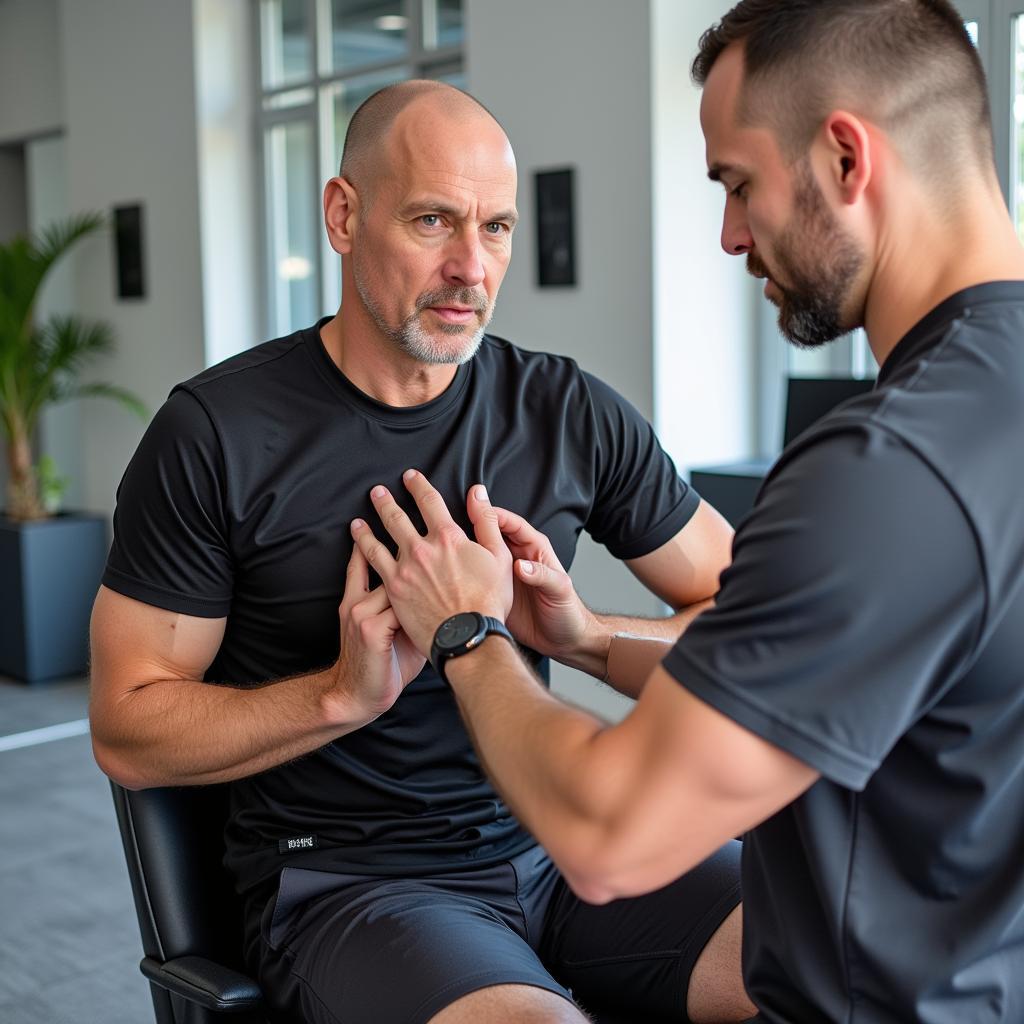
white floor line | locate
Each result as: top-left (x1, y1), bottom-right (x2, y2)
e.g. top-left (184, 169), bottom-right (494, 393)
top-left (0, 718), bottom-right (91, 752)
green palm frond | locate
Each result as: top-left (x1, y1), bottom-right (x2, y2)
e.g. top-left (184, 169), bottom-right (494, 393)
top-left (33, 212), bottom-right (107, 272)
top-left (0, 212), bottom-right (107, 364)
top-left (21, 316), bottom-right (119, 424)
top-left (0, 211), bottom-right (146, 447)
top-left (0, 235), bottom-right (41, 372)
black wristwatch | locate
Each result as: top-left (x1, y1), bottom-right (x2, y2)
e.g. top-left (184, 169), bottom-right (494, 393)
top-left (430, 612), bottom-right (515, 684)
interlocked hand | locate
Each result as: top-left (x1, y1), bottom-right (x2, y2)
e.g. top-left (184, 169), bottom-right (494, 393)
top-left (351, 470), bottom-right (514, 656)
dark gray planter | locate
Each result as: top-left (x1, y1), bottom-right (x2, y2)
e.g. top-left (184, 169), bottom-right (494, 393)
top-left (0, 513), bottom-right (108, 683)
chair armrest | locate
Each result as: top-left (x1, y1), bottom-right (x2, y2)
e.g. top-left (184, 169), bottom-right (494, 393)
top-left (140, 955), bottom-right (263, 1013)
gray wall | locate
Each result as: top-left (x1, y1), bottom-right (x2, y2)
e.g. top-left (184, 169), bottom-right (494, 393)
top-left (0, 0), bottom-right (63, 145)
top-left (58, 0), bottom-right (206, 516)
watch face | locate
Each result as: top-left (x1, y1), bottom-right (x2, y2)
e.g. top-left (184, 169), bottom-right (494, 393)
top-left (435, 612), bottom-right (484, 651)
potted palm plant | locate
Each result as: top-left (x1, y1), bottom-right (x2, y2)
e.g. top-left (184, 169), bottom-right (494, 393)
top-left (0, 212), bottom-right (146, 682)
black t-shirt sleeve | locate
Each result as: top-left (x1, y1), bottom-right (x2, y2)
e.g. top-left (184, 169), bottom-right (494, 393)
top-left (663, 426), bottom-right (985, 790)
top-left (102, 387), bottom-right (234, 617)
top-left (581, 370), bottom-right (699, 559)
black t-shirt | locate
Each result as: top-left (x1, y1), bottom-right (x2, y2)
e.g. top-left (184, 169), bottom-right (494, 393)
top-left (665, 282), bottom-right (1024, 1023)
top-left (104, 319), bottom-right (698, 897)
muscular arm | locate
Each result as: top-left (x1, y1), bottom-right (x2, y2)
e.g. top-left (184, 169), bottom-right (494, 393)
top-left (89, 588), bottom-right (342, 789)
top-left (90, 544), bottom-right (423, 789)
top-left (626, 498), bottom-right (734, 614)
top-left (447, 645), bottom-right (817, 904)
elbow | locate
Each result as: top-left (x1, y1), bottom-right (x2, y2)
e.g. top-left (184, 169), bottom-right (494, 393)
top-left (559, 868), bottom-right (620, 906)
top-left (90, 732), bottom-right (154, 791)
top-left (546, 827), bottom-right (639, 906)
top-left (558, 852), bottom-right (638, 905)
top-left (550, 818), bottom-right (697, 906)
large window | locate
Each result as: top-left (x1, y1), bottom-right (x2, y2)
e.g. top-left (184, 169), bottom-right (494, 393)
top-left (257, 0), bottom-right (465, 337)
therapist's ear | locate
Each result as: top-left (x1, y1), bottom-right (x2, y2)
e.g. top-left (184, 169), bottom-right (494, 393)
top-left (820, 111), bottom-right (872, 206)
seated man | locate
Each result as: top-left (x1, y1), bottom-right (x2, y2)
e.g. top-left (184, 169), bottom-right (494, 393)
top-left (89, 80), bottom-right (752, 1024)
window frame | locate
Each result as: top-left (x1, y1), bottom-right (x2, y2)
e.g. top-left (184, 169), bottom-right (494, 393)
top-left (254, 0), bottom-right (465, 339)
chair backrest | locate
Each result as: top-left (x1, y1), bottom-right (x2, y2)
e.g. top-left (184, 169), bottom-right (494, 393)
top-left (110, 781), bottom-right (260, 1023)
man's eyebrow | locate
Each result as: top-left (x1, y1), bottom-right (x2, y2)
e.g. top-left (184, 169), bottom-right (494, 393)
top-left (491, 209), bottom-right (519, 227)
top-left (400, 201), bottom-right (519, 226)
top-left (401, 200), bottom-right (462, 219)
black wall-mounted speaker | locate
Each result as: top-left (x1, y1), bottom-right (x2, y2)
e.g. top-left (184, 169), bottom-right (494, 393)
top-left (535, 168), bottom-right (576, 288)
top-left (113, 203), bottom-right (145, 300)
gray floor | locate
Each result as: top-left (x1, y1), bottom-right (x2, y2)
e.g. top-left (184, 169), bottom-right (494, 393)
top-left (0, 674), bottom-right (154, 1024)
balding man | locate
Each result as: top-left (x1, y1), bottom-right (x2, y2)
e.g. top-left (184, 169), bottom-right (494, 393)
top-left (89, 82), bottom-right (752, 1024)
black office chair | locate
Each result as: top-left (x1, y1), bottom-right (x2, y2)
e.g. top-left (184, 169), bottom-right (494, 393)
top-left (110, 781), bottom-right (266, 1023)
top-left (111, 782), bottom-right (658, 1024)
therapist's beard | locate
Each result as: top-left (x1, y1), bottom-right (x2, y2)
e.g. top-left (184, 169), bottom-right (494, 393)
top-left (750, 161), bottom-right (864, 350)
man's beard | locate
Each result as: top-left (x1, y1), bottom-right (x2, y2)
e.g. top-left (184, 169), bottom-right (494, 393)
top-left (749, 160), bottom-right (864, 350)
top-left (354, 267), bottom-right (493, 366)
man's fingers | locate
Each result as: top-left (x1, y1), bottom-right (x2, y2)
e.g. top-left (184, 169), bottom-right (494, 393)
top-left (515, 558), bottom-right (572, 598)
top-left (368, 484), bottom-right (422, 547)
top-left (467, 484), bottom-right (505, 555)
top-left (354, 605), bottom-right (405, 659)
top-left (354, 584), bottom-right (391, 618)
top-left (494, 505), bottom-right (532, 542)
top-left (343, 541), bottom-right (370, 599)
top-left (401, 469), bottom-right (461, 535)
top-left (356, 602), bottom-right (400, 644)
top-left (495, 505), bottom-right (566, 571)
top-left (351, 518), bottom-right (398, 581)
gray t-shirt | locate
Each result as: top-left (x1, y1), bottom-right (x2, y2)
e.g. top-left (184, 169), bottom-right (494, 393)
top-left (665, 282), bottom-right (1024, 1023)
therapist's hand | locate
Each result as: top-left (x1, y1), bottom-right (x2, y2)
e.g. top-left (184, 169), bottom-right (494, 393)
top-left (351, 470), bottom-right (513, 656)
top-left (492, 506), bottom-right (592, 659)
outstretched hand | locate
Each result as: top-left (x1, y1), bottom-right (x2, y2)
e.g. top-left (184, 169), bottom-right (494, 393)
top-left (493, 506), bottom-right (592, 658)
top-left (350, 470), bottom-right (514, 656)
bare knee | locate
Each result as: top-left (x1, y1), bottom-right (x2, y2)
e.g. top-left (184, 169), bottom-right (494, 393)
top-left (427, 983), bottom-right (590, 1024)
top-left (687, 903), bottom-right (758, 1023)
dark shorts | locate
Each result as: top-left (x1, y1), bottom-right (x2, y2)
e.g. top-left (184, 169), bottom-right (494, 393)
top-left (252, 840), bottom-right (742, 1024)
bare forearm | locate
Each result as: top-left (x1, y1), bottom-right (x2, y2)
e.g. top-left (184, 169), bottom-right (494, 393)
top-left (446, 637), bottom-right (633, 894)
top-left (563, 599), bottom-right (713, 698)
top-left (90, 668), bottom-right (371, 789)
